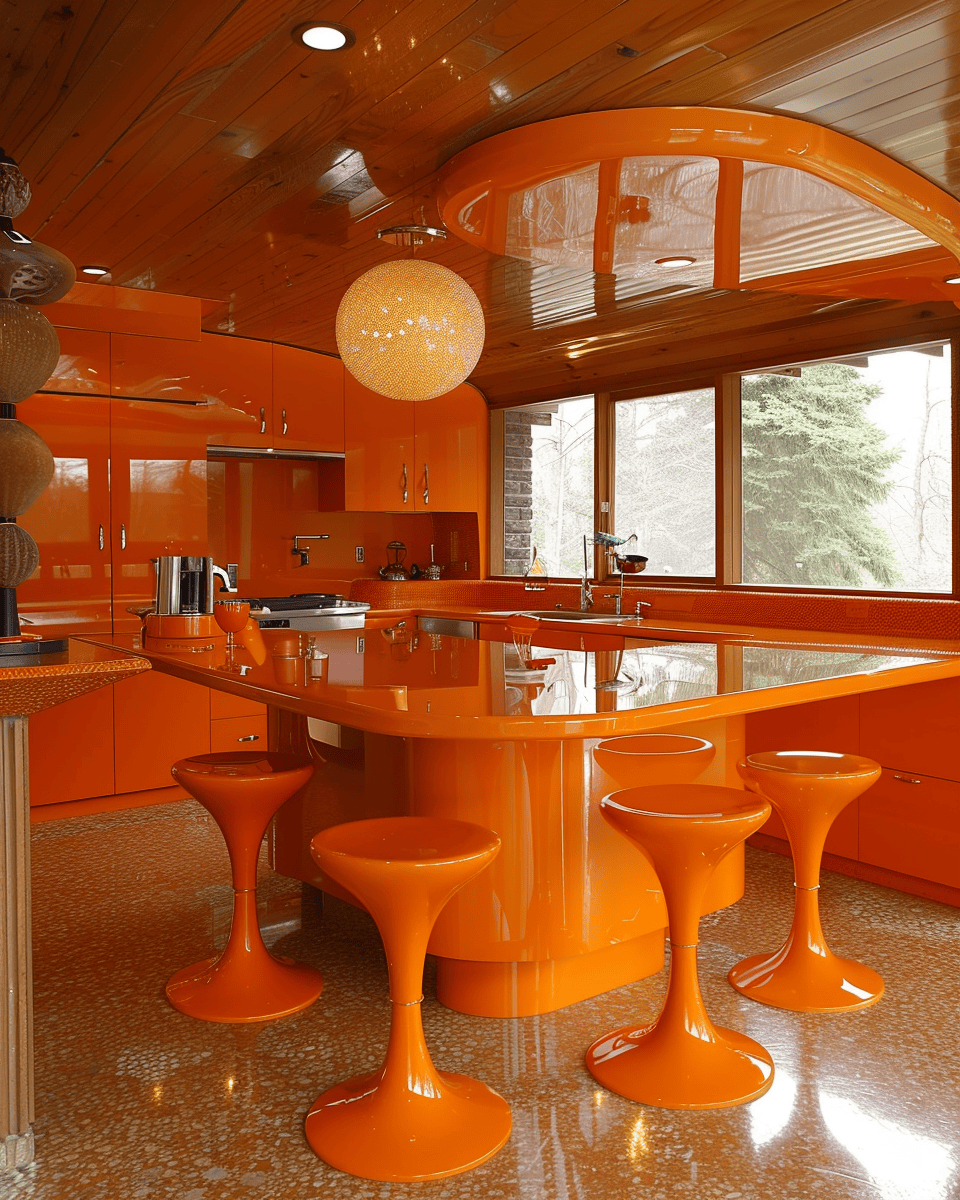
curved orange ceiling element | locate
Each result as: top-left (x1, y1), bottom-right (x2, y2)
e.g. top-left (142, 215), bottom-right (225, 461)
top-left (437, 107), bottom-right (960, 305)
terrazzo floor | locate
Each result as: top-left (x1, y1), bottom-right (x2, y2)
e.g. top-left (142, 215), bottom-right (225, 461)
top-left (8, 799), bottom-right (960, 1200)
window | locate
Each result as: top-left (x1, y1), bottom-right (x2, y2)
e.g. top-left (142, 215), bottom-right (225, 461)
top-left (497, 336), bottom-right (954, 597)
top-left (739, 343), bottom-right (952, 592)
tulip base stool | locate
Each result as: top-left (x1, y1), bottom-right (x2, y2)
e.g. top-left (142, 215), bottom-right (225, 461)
top-left (167, 752), bottom-right (323, 1023)
top-left (729, 751), bottom-right (883, 1013)
top-left (305, 816), bottom-right (511, 1182)
top-left (586, 784), bottom-right (774, 1110)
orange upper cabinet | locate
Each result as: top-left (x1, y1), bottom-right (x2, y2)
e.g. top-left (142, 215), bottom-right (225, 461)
top-left (344, 376), bottom-right (487, 512)
top-left (414, 384), bottom-right (488, 513)
top-left (42, 327), bottom-right (112, 396)
top-left (272, 344), bottom-right (344, 453)
top-left (112, 331), bottom-right (273, 449)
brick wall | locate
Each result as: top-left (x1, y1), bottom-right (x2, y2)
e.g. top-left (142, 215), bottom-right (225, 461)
top-left (503, 408), bottom-right (552, 575)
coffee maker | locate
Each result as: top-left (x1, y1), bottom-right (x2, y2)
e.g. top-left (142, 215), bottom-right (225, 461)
top-left (144, 555), bottom-right (236, 646)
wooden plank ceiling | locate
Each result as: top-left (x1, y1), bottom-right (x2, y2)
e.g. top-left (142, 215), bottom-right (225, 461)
top-left (4, 0), bottom-right (960, 404)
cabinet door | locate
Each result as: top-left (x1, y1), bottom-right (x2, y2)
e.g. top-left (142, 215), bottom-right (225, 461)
top-left (860, 679), bottom-right (960, 782)
top-left (113, 673), bottom-right (211, 794)
top-left (16, 393), bottom-right (113, 634)
top-left (112, 332), bottom-right (272, 449)
top-left (343, 375), bottom-right (413, 511)
top-left (44, 327), bottom-right (112, 395)
top-left (859, 768), bottom-right (960, 887)
top-left (28, 687), bottom-right (115, 805)
top-left (413, 383), bottom-right (487, 511)
top-left (272, 344), bottom-right (344, 452)
top-left (109, 398), bottom-right (209, 631)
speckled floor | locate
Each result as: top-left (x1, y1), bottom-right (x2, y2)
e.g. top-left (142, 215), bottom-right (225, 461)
top-left (10, 800), bottom-right (960, 1199)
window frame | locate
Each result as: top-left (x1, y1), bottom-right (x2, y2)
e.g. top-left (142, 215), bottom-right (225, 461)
top-left (491, 329), bottom-right (960, 600)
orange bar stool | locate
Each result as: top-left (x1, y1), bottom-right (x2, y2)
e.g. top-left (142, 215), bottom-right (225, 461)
top-left (593, 732), bottom-right (716, 788)
top-left (586, 784), bottom-right (774, 1110)
top-left (167, 752), bottom-right (324, 1023)
top-left (305, 816), bottom-right (511, 1182)
top-left (729, 750), bottom-right (883, 1012)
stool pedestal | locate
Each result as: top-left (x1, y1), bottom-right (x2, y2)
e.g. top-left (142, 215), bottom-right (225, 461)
top-left (586, 784), bottom-right (774, 1110)
top-left (730, 751), bottom-right (883, 1013)
top-left (306, 816), bottom-right (511, 1182)
top-left (168, 752), bottom-right (323, 1023)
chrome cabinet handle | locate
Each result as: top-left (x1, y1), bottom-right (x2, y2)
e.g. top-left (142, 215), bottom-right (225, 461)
top-left (892, 774), bottom-right (921, 784)
top-left (259, 406), bottom-right (267, 434)
top-left (238, 734), bottom-right (259, 742)
top-left (423, 463), bottom-right (429, 505)
top-left (401, 462), bottom-right (408, 504)
top-left (98, 524), bottom-right (104, 551)
top-left (120, 523), bottom-right (126, 551)
top-left (281, 408), bottom-right (288, 436)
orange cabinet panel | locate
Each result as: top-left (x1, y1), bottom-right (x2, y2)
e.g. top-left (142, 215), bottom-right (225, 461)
top-left (17, 393), bottom-right (113, 634)
top-left (113, 673), bottom-right (211, 794)
top-left (27, 687), bottom-right (115, 806)
top-left (414, 384), bottom-right (488, 512)
top-left (43, 327), bottom-right (111, 395)
top-left (344, 375), bottom-right (414, 511)
top-left (112, 331), bottom-right (272, 449)
top-left (210, 714), bottom-right (268, 753)
top-left (860, 678), bottom-right (960, 782)
top-left (109, 398), bottom-right (210, 630)
top-left (272, 344), bottom-right (344, 453)
top-left (745, 695), bottom-right (860, 857)
top-left (210, 690), bottom-right (267, 720)
top-left (859, 768), bottom-right (960, 887)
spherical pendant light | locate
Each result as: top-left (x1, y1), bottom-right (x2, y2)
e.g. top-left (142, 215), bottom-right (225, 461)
top-left (0, 299), bottom-right (60, 403)
top-left (336, 260), bottom-right (484, 401)
top-left (0, 419), bottom-right (54, 515)
top-left (0, 523), bottom-right (39, 589)
top-left (0, 159), bottom-right (30, 219)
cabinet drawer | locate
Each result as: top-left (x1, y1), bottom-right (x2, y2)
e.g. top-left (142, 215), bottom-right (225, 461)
top-left (210, 715), bottom-right (268, 753)
top-left (859, 768), bottom-right (960, 887)
top-left (860, 679), bottom-right (960, 782)
top-left (210, 691), bottom-right (267, 720)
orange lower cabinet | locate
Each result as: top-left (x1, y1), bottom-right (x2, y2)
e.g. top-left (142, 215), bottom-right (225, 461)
top-left (27, 687), bottom-right (116, 806)
top-left (113, 672), bottom-right (211, 794)
top-left (859, 768), bottom-right (960, 888)
top-left (210, 715), bottom-right (268, 753)
top-left (210, 690), bottom-right (267, 720)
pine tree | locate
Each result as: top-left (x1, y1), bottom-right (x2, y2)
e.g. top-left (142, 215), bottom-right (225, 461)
top-left (741, 363), bottom-right (901, 587)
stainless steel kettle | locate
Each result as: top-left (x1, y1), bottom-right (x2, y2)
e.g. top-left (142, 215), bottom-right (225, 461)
top-left (153, 555), bottom-right (234, 614)
top-left (379, 541), bottom-right (411, 582)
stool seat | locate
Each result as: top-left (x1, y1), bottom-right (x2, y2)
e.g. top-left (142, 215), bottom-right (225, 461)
top-left (167, 751), bottom-right (323, 1023)
top-left (305, 816), bottom-right (511, 1182)
top-left (593, 733), bottom-right (716, 789)
top-left (729, 750), bottom-right (883, 1013)
top-left (586, 784), bottom-right (774, 1110)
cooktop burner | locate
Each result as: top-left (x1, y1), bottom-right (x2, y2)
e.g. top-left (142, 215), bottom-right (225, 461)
top-left (238, 594), bottom-right (343, 611)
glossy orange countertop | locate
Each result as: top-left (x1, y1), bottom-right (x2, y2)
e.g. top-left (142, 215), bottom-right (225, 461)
top-left (0, 639), bottom-right (150, 718)
top-left (82, 617), bottom-right (960, 740)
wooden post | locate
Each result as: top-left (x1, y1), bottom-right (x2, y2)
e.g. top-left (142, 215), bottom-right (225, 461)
top-left (0, 716), bottom-right (33, 1167)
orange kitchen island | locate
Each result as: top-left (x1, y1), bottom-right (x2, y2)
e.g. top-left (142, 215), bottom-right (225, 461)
top-left (85, 616), bottom-right (960, 1019)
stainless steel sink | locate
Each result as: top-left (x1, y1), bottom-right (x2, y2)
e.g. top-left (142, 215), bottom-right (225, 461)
top-left (520, 609), bottom-right (625, 623)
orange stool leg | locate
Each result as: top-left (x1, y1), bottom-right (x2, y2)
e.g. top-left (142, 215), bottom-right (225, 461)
top-left (167, 753), bottom-right (323, 1023)
top-left (729, 752), bottom-right (883, 1013)
top-left (305, 817), bottom-right (511, 1181)
top-left (586, 785), bottom-right (774, 1110)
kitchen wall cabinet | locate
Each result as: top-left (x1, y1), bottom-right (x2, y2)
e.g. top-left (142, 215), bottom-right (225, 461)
top-left (270, 344), bottom-right (344, 453)
top-left (344, 376), bottom-right (487, 513)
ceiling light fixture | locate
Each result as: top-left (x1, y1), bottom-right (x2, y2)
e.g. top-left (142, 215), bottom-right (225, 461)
top-left (377, 225), bottom-right (447, 247)
top-left (655, 256), bottom-right (697, 267)
top-left (80, 265), bottom-right (110, 276)
top-left (293, 22), bottom-right (356, 51)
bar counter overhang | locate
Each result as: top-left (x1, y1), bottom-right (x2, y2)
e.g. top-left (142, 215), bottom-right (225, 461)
top-left (84, 614), bottom-right (960, 1019)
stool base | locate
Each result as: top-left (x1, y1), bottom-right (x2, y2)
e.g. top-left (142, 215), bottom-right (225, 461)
top-left (728, 944), bottom-right (884, 1013)
top-left (586, 1018), bottom-right (774, 1110)
top-left (305, 1068), bottom-right (512, 1182)
top-left (166, 952), bottom-right (323, 1024)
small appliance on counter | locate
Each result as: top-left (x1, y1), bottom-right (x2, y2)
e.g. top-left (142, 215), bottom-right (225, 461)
top-left (140, 554), bottom-right (237, 648)
top-left (379, 541), bottom-right (411, 581)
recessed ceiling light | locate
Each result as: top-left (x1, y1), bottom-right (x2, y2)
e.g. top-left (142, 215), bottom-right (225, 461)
top-left (655, 256), bottom-right (697, 267)
top-left (293, 21), bottom-right (356, 51)
top-left (80, 265), bottom-right (110, 276)
top-left (943, 274), bottom-right (960, 284)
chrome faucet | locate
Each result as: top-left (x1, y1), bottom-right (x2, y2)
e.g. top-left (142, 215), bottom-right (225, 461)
top-left (292, 534), bottom-right (330, 566)
top-left (603, 572), bottom-right (625, 615)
